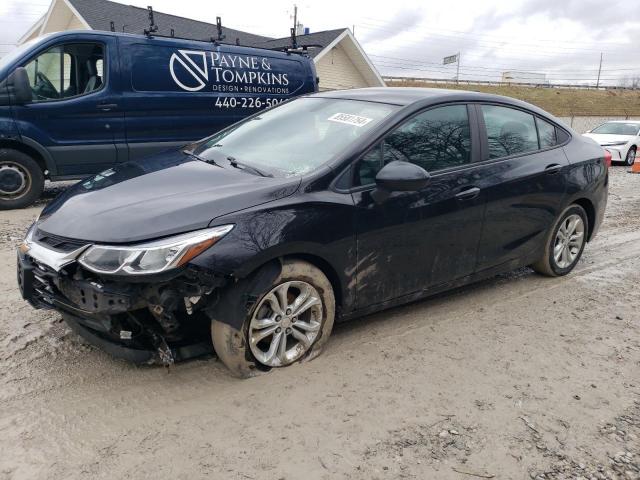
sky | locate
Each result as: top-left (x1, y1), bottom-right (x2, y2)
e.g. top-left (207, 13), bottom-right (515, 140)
top-left (1, 0), bottom-right (639, 86)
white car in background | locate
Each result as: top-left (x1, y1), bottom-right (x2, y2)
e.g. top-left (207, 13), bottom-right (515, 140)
top-left (582, 121), bottom-right (640, 166)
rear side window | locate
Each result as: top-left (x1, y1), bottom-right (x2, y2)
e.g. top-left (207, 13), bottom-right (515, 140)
top-left (536, 117), bottom-right (558, 148)
top-left (481, 105), bottom-right (538, 159)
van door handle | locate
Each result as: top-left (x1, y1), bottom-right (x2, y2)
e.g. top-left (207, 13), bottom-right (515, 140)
top-left (455, 186), bottom-right (481, 200)
top-left (96, 103), bottom-right (118, 111)
top-left (545, 163), bottom-right (562, 174)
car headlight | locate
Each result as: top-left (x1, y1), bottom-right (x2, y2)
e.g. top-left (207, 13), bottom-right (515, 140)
top-left (602, 141), bottom-right (627, 147)
top-left (78, 225), bottom-right (234, 275)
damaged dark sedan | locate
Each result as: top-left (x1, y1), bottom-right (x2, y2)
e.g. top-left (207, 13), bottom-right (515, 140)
top-left (17, 88), bottom-right (608, 377)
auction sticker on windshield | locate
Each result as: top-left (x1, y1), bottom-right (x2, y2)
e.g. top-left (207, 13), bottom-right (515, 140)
top-left (328, 113), bottom-right (373, 127)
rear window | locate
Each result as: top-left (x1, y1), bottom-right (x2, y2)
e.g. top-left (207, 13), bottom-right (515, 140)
top-left (591, 122), bottom-right (640, 136)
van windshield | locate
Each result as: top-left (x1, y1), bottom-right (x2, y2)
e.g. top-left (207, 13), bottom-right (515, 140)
top-left (0, 36), bottom-right (49, 72)
top-left (194, 97), bottom-right (399, 176)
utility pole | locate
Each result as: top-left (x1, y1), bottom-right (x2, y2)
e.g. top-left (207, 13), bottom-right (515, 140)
top-left (292, 4), bottom-right (298, 34)
top-left (456, 52), bottom-right (461, 84)
top-left (596, 52), bottom-right (603, 88)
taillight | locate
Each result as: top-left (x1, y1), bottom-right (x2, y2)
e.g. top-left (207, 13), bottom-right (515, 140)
top-left (603, 150), bottom-right (612, 168)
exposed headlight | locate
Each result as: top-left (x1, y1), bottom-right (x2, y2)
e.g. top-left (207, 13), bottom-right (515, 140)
top-left (78, 225), bottom-right (234, 275)
top-left (601, 141), bottom-right (627, 147)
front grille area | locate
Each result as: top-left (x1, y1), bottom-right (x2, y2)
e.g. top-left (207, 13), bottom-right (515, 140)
top-left (34, 228), bottom-right (88, 252)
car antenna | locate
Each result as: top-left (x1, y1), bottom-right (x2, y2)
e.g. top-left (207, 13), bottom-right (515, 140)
top-left (144, 6), bottom-right (159, 36)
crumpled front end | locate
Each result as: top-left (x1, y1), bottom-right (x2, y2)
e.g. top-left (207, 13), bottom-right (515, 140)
top-left (17, 226), bottom-right (228, 365)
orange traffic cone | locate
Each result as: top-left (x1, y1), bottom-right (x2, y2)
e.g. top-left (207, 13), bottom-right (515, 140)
top-left (631, 153), bottom-right (640, 174)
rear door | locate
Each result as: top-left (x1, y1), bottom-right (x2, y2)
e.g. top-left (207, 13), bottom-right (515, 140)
top-left (351, 103), bottom-right (487, 308)
top-left (13, 34), bottom-right (124, 176)
top-left (473, 104), bottom-right (569, 272)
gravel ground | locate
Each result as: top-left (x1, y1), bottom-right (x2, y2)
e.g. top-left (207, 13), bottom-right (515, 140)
top-left (0, 169), bottom-right (639, 480)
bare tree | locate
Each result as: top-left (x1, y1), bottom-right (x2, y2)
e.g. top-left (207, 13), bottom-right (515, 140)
top-left (619, 76), bottom-right (640, 89)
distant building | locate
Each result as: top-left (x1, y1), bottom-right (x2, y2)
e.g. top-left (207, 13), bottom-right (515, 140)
top-left (18, 0), bottom-right (385, 90)
top-left (501, 71), bottom-right (547, 85)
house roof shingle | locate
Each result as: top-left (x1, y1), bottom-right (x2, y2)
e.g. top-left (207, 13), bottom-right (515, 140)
top-left (67, 0), bottom-right (345, 56)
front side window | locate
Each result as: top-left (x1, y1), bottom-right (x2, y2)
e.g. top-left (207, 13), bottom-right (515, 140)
top-left (194, 98), bottom-right (399, 177)
top-left (481, 105), bottom-right (538, 159)
top-left (354, 104), bottom-right (472, 186)
top-left (23, 42), bottom-right (104, 102)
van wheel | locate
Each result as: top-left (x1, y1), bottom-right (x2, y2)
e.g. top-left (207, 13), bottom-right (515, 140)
top-left (531, 204), bottom-right (588, 277)
top-left (211, 259), bottom-right (335, 378)
top-left (0, 149), bottom-right (44, 210)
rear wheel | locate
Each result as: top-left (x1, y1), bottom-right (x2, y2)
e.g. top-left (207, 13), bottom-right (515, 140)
top-left (0, 149), bottom-right (44, 210)
top-left (211, 259), bottom-right (335, 378)
top-left (532, 204), bottom-right (588, 277)
top-left (625, 146), bottom-right (637, 167)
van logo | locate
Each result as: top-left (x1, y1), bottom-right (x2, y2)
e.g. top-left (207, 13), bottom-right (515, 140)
top-left (169, 50), bottom-right (208, 92)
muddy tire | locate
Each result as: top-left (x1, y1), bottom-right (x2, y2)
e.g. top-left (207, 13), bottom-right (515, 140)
top-left (531, 204), bottom-right (588, 277)
top-left (0, 149), bottom-right (44, 210)
top-left (211, 259), bottom-right (335, 378)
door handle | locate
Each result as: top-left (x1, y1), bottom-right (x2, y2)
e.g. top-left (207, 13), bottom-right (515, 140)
top-left (455, 186), bottom-right (481, 200)
top-left (545, 163), bottom-right (562, 174)
top-left (96, 103), bottom-right (118, 111)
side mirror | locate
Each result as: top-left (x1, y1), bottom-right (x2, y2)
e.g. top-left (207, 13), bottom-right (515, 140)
top-left (375, 160), bottom-right (430, 192)
top-left (0, 67), bottom-right (32, 106)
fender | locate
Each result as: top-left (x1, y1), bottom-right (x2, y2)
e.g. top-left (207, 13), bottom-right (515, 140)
top-left (205, 259), bottom-right (282, 330)
top-left (19, 136), bottom-right (58, 176)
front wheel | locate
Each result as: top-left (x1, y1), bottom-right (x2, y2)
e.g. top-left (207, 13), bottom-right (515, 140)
top-left (211, 259), bottom-right (335, 378)
top-left (531, 204), bottom-right (588, 277)
top-left (625, 146), bottom-right (637, 167)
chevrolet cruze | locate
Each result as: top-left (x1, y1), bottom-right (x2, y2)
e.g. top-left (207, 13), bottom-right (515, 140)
top-left (17, 88), bottom-right (609, 377)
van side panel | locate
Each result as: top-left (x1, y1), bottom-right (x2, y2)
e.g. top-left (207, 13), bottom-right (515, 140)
top-left (119, 36), bottom-right (317, 160)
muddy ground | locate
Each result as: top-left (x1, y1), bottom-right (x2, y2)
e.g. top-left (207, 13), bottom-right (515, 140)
top-left (0, 170), bottom-right (639, 480)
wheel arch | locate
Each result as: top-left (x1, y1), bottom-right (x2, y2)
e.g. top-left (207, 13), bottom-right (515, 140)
top-left (572, 197), bottom-right (596, 241)
top-left (0, 139), bottom-right (51, 177)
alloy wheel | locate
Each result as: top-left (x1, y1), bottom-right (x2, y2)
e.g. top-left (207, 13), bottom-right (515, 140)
top-left (626, 148), bottom-right (637, 166)
top-left (553, 214), bottom-right (585, 269)
top-left (248, 281), bottom-right (323, 367)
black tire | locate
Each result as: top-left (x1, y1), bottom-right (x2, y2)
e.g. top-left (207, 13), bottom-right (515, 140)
top-left (531, 204), bottom-right (588, 277)
top-left (211, 259), bottom-right (335, 378)
top-left (0, 149), bottom-right (44, 210)
top-left (625, 146), bottom-right (637, 167)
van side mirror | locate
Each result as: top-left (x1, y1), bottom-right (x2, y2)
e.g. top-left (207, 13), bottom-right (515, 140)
top-left (375, 160), bottom-right (430, 192)
top-left (0, 67), bottom-right (32, 106)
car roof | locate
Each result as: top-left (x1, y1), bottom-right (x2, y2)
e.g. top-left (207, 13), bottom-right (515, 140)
top-left (312, 87), bottom-right (531, 108)
top-left (600, 120), bottom-right (640, 124)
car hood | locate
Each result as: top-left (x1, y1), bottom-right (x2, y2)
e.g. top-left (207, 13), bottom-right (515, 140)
top-left (37, 151), bottom-right (300, 244)
top-left (582, 133), bottom-right (634, 145)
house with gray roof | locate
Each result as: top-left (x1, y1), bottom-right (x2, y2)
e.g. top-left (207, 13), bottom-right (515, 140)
top-left (18, 0), bottom-right (385, 90)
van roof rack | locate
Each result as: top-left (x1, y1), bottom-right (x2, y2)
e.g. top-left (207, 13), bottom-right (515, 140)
top-left (143, 6), bottom-right (158, 36)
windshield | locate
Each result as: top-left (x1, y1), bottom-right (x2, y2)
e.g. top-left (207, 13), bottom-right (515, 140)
top-left (194, 97), bottom-right (399, 176)
top-left (0, 36), bottom-right (48, 72)
top-left (591, 122), bottom-right (640, 136)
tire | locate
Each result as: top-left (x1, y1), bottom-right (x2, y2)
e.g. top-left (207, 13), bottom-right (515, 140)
top-left (625, 146), bottom-right (637, 167)
top-left (211, 259), bottom-right (335, 378)
top-left (0, 149), bottom-right (44, 210)
top-left (531, 204), bottom-right (588, 277)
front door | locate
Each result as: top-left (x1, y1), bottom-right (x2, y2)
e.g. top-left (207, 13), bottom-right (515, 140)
top-left (12, 35), bottom-right (124, 176)
top-left (351, 104), bottom-right (487, 309)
